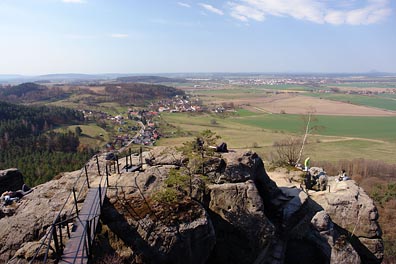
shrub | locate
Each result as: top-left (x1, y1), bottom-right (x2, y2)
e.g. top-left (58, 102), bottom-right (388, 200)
top-left (272, 137), bottom-right (302, 165)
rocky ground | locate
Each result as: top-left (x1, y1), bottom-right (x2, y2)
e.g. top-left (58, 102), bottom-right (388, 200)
top-left (0, 147), bottom-right (383, 264)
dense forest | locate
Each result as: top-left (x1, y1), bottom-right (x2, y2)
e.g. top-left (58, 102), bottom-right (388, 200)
top-left (0, 101), bottom-right (94, 186)
top-left (0, 82), bottom-right (70, 103)
top-left (104, 83), bottom-right (185, 105)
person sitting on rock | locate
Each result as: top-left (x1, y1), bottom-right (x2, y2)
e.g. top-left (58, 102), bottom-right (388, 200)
top-left (1, 184), bottom-right (32, 206)
top-left (304, 171), bottom-right (316, 191)
top-left (336, 170), bottom-right (350, 182)
top-left (213, 142), bottom-right (228, 153)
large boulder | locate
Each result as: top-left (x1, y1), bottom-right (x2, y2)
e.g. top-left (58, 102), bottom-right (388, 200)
top-left (0, 168), bottom-right (24, 194)
top-left (310, 210), bottom-right (361, 264)
top-left (213, 151), bottom-right (284, 211)
top-left (0, 170), bottom-right (83, 263)
top-left (309, 177), bottom-right (383, 262)
top-left (208, 180), bottom-right (275, 263)
top-left (102, 176), bottom-right (216, 264)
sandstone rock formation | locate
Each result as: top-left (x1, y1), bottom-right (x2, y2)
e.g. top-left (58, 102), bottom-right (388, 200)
top-left (208, 180), bottom-right (275, 263)
top-left (0, 147), bottom-right (384, 264)
top-left (0, 170), bottom-right (85, 263)
top-left (309, 176), bottom-right (383, 262)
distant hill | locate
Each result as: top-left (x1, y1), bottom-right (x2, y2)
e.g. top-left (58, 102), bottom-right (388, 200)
top-left (1, 82), bottom-right (44, 97)
top-left (0, 82), bottom-right (69, 103)
top-left (105, 82), bottom-right (185, 105)
top-left (116, 75), bottom-right (187, 83)
top-left (36, 73), bottom-right (100, 81)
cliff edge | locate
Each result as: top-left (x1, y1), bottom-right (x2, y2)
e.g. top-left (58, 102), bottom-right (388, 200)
top-left (0, 147), bottom-right (383, 263)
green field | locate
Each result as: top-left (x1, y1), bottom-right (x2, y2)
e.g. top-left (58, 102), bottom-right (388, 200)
top-left (248, 84), bottom-right (311, 90)
top-left (232, 112), bottom-right (396, 140)
top-left (305, 93), bottom-right (396, 111)
top-left (158, 111), bottom-right (396, 163)
top-left (325, 82), bottom-right (396, 88)
top-left (55, 124), bottom-right (109, 148)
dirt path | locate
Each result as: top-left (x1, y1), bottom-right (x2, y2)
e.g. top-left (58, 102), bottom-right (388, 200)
top-left (315, 135), bottom-right (388, 144)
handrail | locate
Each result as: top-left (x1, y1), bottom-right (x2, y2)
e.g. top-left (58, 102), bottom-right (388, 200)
top-left (29, 148), bottom-right (138, 263)
top-left (65, 183), bottom-right (106, 262)
top-left (29, 155), bottom-right (102, 263)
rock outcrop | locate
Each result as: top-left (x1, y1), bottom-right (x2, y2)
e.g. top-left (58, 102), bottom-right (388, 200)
top-left (309, 176), bottom-right (383, 262)
top-left (208, 180), bottom-right (275, 263)
top-left (0, 170), bottom-right (84, 263)
top-left (0, 147), bottom-right (383, 264)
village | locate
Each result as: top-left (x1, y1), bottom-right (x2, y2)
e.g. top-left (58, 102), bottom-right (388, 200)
top-left (81, 94), bottom-right (234, 151)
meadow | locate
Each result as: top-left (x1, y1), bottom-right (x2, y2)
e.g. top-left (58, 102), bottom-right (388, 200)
top-left (158, 80), bottom-right (396, 165)
top-left (55, 124), bottom-right (109, 149)
top-left (325, 82), bottom-right (396, 89)
top-left (306, 93), bottom-right (396, 111)
top-left (158, 111), bottom-right (396, 164)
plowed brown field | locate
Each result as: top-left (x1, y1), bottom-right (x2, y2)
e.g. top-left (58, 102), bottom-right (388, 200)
top-left (231, 94), bottom-right (396, 116)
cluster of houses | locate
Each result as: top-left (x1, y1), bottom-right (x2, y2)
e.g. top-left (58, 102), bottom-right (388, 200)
top-left (82, 108), bottom-right (161, 148)
top-left (150, 95), bottom-right (204, 113)
top-left (82, 94), bottom-right (237, 149)
top-left (121, 109), bottom-right (160, 147)
top-left (131, 124), bottom-right (159, 146)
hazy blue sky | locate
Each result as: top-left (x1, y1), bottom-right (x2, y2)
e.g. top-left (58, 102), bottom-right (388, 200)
top-left (0, 0), bottom-right (395, 75)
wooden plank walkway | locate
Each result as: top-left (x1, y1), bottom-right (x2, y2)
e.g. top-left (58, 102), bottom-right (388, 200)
top-left (60, 186), bottom-right (106, 264)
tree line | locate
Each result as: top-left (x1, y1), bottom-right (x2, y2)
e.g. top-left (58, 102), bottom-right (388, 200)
top-left (0, 82), bottom-right (69, 103)
top-left (104, 83), bottom-right (185, 105)
top-left (0, 101), bottom-right (94, 186)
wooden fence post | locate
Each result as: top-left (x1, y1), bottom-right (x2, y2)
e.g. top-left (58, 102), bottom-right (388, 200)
top-left (52, 224), bottom-right (60, 258)
top-left (58, 223), bottom-right (63, 254)
top-left (96, 155), bottom-right (101, 176)
top-left (85, 165), bottom-right (90, 189)
top-left (98, 185), bottom-right (102, 209)
top-left (86, 220), bottom-right (92, 260)
top-left (73, 187), bottom-right (79, 216)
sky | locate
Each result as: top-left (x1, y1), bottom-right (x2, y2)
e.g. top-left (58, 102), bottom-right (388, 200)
top-left (0, 0), bottom-right (395, 75)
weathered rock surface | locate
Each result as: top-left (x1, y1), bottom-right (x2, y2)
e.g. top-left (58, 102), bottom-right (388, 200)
top-left (208, 180), bottom-right (275, 263)
top-left (101, 195), bottom-right (215, 264)
top-left (0, 170), bottom-right (85, 263)
top-left (0, 147), bottom-right (384, 264)
top-left (310, 210), bottom-right (361, 264)
top-left (309, 176), bottom-right (383, 262)
top-left (0, 168), bottom-right (24, 194)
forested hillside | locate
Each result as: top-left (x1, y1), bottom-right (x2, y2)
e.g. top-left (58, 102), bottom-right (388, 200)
top-left (0, 82), bottom-right (69, 103)
top-left (104, 83), bottom-right (185, 105)
top-left (0, 101), bottom-right (94, 186)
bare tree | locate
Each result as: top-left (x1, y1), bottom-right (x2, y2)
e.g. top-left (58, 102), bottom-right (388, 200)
top-left (272, 108), bottom-right (324, 166)
top-left (273, 137), bottom-right (302, 165)
top-left (296, 108), bottom-right (323, 164)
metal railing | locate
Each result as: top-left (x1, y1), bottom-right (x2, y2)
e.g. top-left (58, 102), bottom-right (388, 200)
top-left (29, 154), bottom-right (107, 263)
top-left (28, 148), bottom-right (143, 264)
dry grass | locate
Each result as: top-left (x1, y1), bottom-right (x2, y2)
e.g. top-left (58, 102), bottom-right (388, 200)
top-left (232, 94), bottom-right (396, 116)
